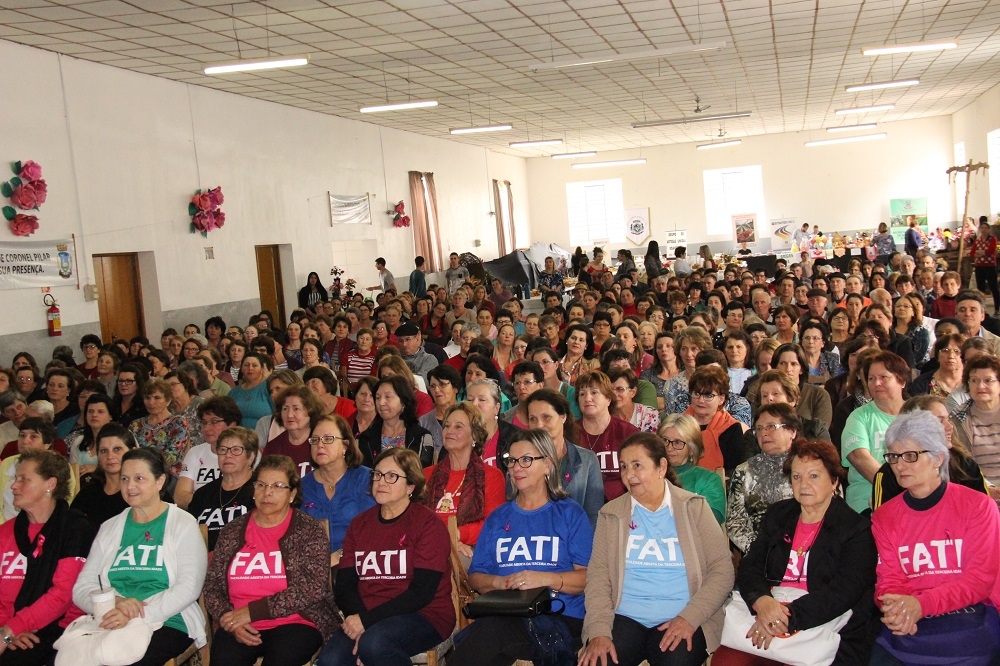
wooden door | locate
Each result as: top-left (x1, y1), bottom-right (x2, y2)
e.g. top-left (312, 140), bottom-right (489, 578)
top-left (93, 253), bottom-right (144, 343)
top-left (255, 245), bottom-right (286, 326)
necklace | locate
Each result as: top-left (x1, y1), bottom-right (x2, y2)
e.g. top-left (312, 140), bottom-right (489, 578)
top-left (219, 478), bottom-right (250, 510)
top-left (795, 519), bottom-right (824, 557)
top-left (315, 467), bottom-right (344, 495)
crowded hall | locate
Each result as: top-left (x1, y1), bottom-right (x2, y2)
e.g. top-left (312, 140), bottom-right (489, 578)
top-left (2, 1), bottom-right (1000, 665)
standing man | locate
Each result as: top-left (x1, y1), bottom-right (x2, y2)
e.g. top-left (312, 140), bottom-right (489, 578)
top-left (672, 246), bottom-right (692, 276)
top-left (408, 256), bottom-right (427, 299)
top-left (444, 252), bottom-right (469, 295)
top-left (366, 257), bottom-right (396, 294)
top-left (792, 222), bottom-right (810, 248)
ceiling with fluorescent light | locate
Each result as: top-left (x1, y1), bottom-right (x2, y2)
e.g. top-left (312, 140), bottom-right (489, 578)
top-left (1, 0), bottom-right (998, 157)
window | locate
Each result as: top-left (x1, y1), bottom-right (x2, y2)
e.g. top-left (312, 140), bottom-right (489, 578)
top-left (988, 130), bottom-right (1000, 218)
top-left (954, 141), bottom-right (967, 219)
top-left (703, 165), bottom-right (766, 237)
top-left (566, 179), bottom-right (624, 246)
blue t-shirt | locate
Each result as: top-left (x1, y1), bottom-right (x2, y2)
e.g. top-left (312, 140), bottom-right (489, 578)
top-left (229, 381), bottom-right (274, 429)
top-left (300, 465), bottom-right (376, 552)
top-left (469, 498), bottom-right (593, 619)
top-left (617, 501), bottom-right (690, 627)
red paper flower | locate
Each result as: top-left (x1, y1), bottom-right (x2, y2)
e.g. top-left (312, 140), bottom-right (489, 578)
top-left (10, 214), bottom-right (38, 237)
top-left (9, 183), bottom-right (41, 210)
top-left (207, 186), bottom-right (224, 207)
top-left (18, 161), bottom-right (42, 181)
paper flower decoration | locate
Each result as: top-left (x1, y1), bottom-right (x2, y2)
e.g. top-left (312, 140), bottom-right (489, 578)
top-left (189, 186), bottom-right (225, 237)
top-left (387, 200), bottom-right (410, 228)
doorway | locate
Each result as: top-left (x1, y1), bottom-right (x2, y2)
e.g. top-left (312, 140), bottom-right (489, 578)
top-left (255, 245), bottom-right (286, 326)
top-left (93, 253), bottom-right (145, 343)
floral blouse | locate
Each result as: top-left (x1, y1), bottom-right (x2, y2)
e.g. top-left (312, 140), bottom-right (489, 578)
top-left (902, 326), bottom-right (931, 365)
top-left (128, 414), bottom-right (192, 477)
top-left (538, 271), bottom-right (564, 292)
top-left (727, 452), bottom-right (794, 553)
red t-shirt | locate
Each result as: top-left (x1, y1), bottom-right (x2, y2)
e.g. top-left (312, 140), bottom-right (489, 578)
top-left (340, 503), bottom-right (455, 640)
top-left (1, 439), bottom-right (69, 460)
top-left (415, 391), bottom-right (434, 418)
top-left (424, 464), bottom-right (507, 545)
top-left (332, 397), bottom-right (357, 430)
top-left (265, 432), bottom-right (313, 478)
top-left (227, 510), bottom-right (315, 631)
top-left (576, 416), bottom-right (639, 500)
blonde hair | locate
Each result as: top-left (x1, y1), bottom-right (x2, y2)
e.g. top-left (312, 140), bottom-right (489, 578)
top-left (658, 413), bottom-right (704, 464)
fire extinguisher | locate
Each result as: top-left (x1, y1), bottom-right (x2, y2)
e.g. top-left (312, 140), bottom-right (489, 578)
top-left (44, 294), bottom-right (61, 337)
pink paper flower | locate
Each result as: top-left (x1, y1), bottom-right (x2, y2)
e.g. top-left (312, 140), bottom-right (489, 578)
top-left (10, 183), bottom-right (40, 210)
top-left (31, 179), bottom-right (47, 205)
top-left (18, 161), bottom-right (42, 181)
top-left (9, 214), bottom-right (38, 237)
top-left (207, 187), bottom-right (224, 207)
top-left (192, 211), bottom-right (212, 232)
top-left (191, 192), bottom-right (214, 211)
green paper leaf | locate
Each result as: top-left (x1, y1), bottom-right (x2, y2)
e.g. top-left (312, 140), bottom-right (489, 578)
top-left (188, 203), bottom-right (198, 216)
top-left (12, 161), bottom-right (20, 175)
top-left (2, 207), bottom-right (15, 222)
top-left (9, 177), bottom-right (21, 188)
top-left (0, 182), bottom-right (11, 198)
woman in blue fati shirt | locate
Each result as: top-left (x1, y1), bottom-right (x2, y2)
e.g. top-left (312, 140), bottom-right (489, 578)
top-left (448, 429), bottom-right (593, 666)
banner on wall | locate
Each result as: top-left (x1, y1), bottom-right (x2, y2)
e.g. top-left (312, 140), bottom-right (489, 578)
top-left (624, 208), bottom-right (650, 245)
top-left (0, 238), bottom-right (76, 291)
top-left (663, 229), bottom-right (687, 256)
top-left (889, 198), bottom-right (928, 246)
top-left (329, 193), bottom-right (372, 225)
top-left (770, 218), bottom-right (796, 250)
top-left (733, 213), bottom-right (757, 245)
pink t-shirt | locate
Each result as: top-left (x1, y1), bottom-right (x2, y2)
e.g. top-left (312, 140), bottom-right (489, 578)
top-left (482, 431), bottom-right (499, 468)
top-left (227, 511), bottom-right (315, 631)
top-left (782, 518), bottom-right (822, 591)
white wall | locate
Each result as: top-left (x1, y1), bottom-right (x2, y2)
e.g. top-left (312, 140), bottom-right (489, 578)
top-left (951, 80), bottom-right (1000, 220)
top-left (525, 115), bottom-right (955, 257)
top-left (0, 39), bottom-right (528, 337)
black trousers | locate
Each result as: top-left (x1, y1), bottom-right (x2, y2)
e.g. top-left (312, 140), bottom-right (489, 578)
top-left (605, 614), bottom-right (708, 666)
top-left (975, 265), bottom-right (1000, 312)
top-left (449, 615), bottom-right (583, 666)
top-left (0, 624), bottom-right (62, 666)
top-left (211, 622), bottom-right (323, 666)
top-left (128, 626), bottom-right (193, 666)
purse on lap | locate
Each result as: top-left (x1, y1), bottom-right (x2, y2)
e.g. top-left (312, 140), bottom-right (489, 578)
top-left (463, 586), bottom-right (565, 619)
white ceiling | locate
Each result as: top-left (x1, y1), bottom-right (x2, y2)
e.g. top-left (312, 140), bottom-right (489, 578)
top-left (2, 0), bottom-right (999, 157)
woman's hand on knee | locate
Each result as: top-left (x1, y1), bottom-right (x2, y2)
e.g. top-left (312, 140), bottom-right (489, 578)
top-left (578, 635), bottom-right (617, 666)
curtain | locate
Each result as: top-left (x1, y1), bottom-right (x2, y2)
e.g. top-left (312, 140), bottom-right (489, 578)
top-left (504, 180), bottom-right (516, 251)
top-left (493, 179), bottom-right (507, 255)
top-left (410, 171), bottom-right (444, 273)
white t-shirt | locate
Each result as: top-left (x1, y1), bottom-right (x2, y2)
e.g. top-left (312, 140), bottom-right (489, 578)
top-left (179, 443), bottom-right (220, 490)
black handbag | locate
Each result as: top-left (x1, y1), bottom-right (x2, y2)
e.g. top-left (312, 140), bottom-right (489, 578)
top-left (462, 586), bottom-right (565, 619)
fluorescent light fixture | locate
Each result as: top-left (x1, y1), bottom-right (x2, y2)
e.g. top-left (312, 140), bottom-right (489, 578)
top-left (551, 151), bottom-right (597, 160)
top-left (835, 104), bottom-right (895, 115)
top-left (509, 139), bottom-right (563, 148)
top-left (697, 139), bottom-right (742, 150)
top-left (826, 123), bottom-right (878, 133)
top-left (862, 40), bottom-right (957, 56)
top-left (805, 133), bottom-right (887, 147)
top-left (449, 124), bottom-right (513, 135)
top-left (204, 55), bottom-right (309, 75)
top-left (845, 79), bottom-right (919, 92)
top-left (632, 111), bottom-right (751, 128)
top-left (527, 41), bottom-right (726, 72)
top-left (572, 159), bottom-right (647, 169)
top-left (359, 100), bottom-right (438, 113)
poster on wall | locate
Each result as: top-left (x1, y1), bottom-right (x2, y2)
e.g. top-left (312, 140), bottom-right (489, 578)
top-left (889, 198), bottom-right (927, 246)
top-left (624, 208), bottom-right (650, 245)
top-left (769, 218), bottom-right (796, 250)
top-left (733, 213), bottom-right (757, 245)
top-left (0, 238), bottom-right (76, 291)
top-left (329, 193), bottom-right (372, 225)
top-left (663, 229), bottom-right (687, 257)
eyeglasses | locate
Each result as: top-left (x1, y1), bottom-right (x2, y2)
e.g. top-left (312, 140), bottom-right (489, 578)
top-left (309, 435), bottom-right (347, 446)
top-left (691, 392), bottom-right (719, 402)
top-left (970, 377), bottom-right (999, 387)
top-left (663, 439), bottom-right (689, 451)
top-left (117, 378), bottom-right (136, 385)
top-left (513, 379), bottom-right (538, 387)
top-left (217, 445), bottom-right (246, 456)
top-left (503, 454), bottom-right (546, 469)
top-left (939, 348), bottom-right (962, 356)
top-left (253, 481), bottom-right (291, 492)
top-left (371, 470), bottom-right (403, 484)
top-left (884, 450), bottom-right (930, 464)
top-left (754, 423), bottom-right (789, 434)
top-left (200, 418), bottom-right (226, 427)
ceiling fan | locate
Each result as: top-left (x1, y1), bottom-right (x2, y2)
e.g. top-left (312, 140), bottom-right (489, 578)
top-left (693, 96), bottom-right (712, 113)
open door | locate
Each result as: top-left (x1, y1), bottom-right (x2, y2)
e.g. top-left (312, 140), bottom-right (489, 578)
top-left (255, 245), bottom-right (286, 326)
top-left (93, 253), bottom-right (145, 343)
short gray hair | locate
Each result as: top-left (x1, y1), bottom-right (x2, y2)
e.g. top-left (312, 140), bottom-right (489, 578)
top-left (27, 400), bottom-right (54, 421)
top-left (0, 391), bottom-right (26, 411)
top-left (461, 323), bottom-right (482, 337)
top-left (504, 429), bottom-right (569, 501)
top-left (884, 410), bottom-right (950, 481)
top-left (465, 379), bottom-right (501, 407)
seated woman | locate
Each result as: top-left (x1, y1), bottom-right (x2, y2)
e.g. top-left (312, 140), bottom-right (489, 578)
top-left (418, 365), bottom-right (462, 457)
top-left (575, 371), bottom-right (640, 500)
top-left (579, 433), bottom-right (733, 666)
top-left (949, 354), bottom-right (1000, 497)
top-left (870, 410), bottom-right (1000, 665)
top-left (0, 450), bottom-right (95, 666)
top-left (464, 379), bottom-right (522, 470)
top-left (127, 378), bottom-right (192, 479)
top-left (303, 366), bottom-right (356, 429)
top-left (423, 403), bottom-right (506, 561)
top-left (744, 370), bottom-right (831, 456)
top-left (318, 449), bottom-right (455, 666)
top-left (659, 414), bottom-right (726, 524)
top-left (357, 376), bottom-right (435, 469)
top-left (685, 366), bottom-right (748, 477)
top-left (187, 426), bottom-right (258, 551)
top-left (67, 393), bottom-right (116, 485)
top-left (799, 320), bottom-right (842, 385)
top-left (301, 415), bottom-right (375, 565)
top-left (872, 395), bottom-right (987, 510)
top-left (712, 439), bottom-right (878, 666)
top-left (609, 367), bottom-right (660, 434)
top-left (70, 423), bottom-right (134, 530)
top-left (204, 454), bottom-right (339, 666)
top-left (72, 448), bottom-right (208, 665)
top-left (449, 429), bottom-right (593, 666)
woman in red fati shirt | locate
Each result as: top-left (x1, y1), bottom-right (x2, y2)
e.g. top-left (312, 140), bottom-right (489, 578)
top-left (971, 221), bottom-right (1000, 314)
top-left (319, 449), bottom-right (454, 666)
top-left (574, 371), bottom-right (639, 501)
top-left (871, 411), bottom-right (1000, 665)
top-left (0, 450), bottom-right (94, 664)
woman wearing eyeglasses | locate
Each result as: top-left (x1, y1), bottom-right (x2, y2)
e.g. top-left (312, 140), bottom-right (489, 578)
top-left (949, 354), bottom-right (1000, 499)
top-left (684, 366), bottom-right (748, 478)
top-left (659, 414), bottom-right (726, 525)
top-left (868, 411), bottom-right (1000, 666)
top-left (449, 429), bottom-right (593, 666)
top-left (187, 426), bottom-right (258, 552)
top-left (301, 415), bottom-right (375, 566)
top-left (318, 449), bottom-right (454, 666)
top-left (204, 454), bottom-right (338, 666)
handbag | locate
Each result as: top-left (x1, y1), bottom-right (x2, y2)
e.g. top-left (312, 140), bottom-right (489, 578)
top-left (720, 586), bottom-right (852, 666)
top-left (875, 603), bottom-right (1000, 666)
top-left (463, 586), bottom-right (565, 619)
top-left (54, 614), bottom-right (159, 666)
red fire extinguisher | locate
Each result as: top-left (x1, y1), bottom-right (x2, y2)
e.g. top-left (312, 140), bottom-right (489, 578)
top-left (44, 294), bottom-right (61, 337)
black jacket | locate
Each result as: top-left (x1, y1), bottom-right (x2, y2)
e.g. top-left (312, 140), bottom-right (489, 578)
top-left (357, 419), bottom-right (434, 469)
top-left (737, 497), bottom-right (878, 666)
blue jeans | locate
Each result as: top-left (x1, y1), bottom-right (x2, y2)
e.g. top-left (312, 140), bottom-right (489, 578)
top-left (316, 612), bottom-right (443, 666)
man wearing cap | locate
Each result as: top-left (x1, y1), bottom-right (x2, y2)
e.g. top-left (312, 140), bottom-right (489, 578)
top-left (806, 288), bottom-right (829, 320)
top-left (396, 321), bottom-right (439, 383)
top-left (827, 272), bottom-right (848, 310)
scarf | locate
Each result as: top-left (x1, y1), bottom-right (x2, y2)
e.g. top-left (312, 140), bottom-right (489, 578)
top-left (425, 454), bottom-right (486, 527)
top-left (687, 407), bottom-right (739, 472)
top-left (14, 499), bottom-right (92, 630)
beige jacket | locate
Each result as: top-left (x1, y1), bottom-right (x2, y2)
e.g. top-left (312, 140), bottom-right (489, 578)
top-left (582, 481), bottom-right (734, 651)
